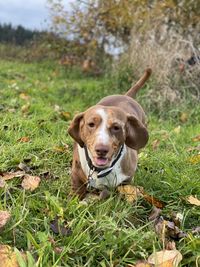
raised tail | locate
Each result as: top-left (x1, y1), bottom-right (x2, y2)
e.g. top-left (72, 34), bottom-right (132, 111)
top-left (125, 68), bottom-right (152, 98)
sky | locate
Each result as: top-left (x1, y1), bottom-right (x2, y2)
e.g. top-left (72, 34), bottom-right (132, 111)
top-left (0, 0), bottom-right (72, 30)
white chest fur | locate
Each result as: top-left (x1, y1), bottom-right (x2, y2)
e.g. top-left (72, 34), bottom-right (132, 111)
top-left (77, 145), bottom-right (131, 189)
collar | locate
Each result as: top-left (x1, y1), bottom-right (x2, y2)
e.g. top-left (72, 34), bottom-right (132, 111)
top-left (84, 144), bottom-right (124, 178)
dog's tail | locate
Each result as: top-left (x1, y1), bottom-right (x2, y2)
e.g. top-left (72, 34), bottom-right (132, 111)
top-left (125, 68), bottom-right (152, 98)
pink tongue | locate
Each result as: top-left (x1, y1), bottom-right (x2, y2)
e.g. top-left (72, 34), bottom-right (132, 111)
top-left (95, 157), bottom-right (108, 166)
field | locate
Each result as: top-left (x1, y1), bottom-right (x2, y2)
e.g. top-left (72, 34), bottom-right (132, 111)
top-left (0, 60), bottom-right (199, 266)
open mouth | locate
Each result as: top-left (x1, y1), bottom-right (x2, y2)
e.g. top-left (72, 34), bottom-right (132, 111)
top-left (94, 157), bottom-right (109, 167)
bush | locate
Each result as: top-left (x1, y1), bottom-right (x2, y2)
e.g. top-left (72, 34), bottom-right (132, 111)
top-left (112, 32), bottom-right (200, 116)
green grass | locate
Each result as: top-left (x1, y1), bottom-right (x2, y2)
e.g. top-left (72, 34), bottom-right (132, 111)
top-left (0, 60), bottom-right (199, 266)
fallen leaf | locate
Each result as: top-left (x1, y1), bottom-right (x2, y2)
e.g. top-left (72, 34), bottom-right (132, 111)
top-left (117, 185), bottom-right (139, 203)
top-left (192, 134), bottom-right (200, 142)
top-left (179, 112), bottom-right (188, 123)
top-left (0, 211), bottom-right (11, 229)
top-left (53, 145), bottom-right (68, 153)
top-left (133, 261), bottom-right (152, 267)
top-left (186, 145), bottom-right (200, 152)
top-left (148, 250), bottom-right (182, 267)
top-left (0, 178), bottom-right (6, 188)
top-left (50, 216), bottom-right (72, 236)
top-left (149, 206), bottom-right (162, 221)
top-left (0, 171), bottom-right (24, 180)
top-left (171, 212), bottom-right (183, 228)
top-left (19, 93), bottom-right (30, 101)
top-left (21, 175), bottom-right (41, 191)
top-left (60, 111), bottom-right (71, 121)
top-left (54, 105), bottom-right (60, 112)
top-left (188, 154), bottom-right (200, 164)
top-left (0, 245), bottom-right (20, 267)
top-left (154, 217), bottom-right (187, 241)
top-left (165, 241), bottom-right (176, 251)
top-left (191, 226), bottom-right (200, 234)
top-left (17, 136), bottom-right (30, 143)
top-left (152, 139), bottom-right (160, 150)
top-left (173, 126), bottom-right (181, 134)
top-left (139, 188), bottom-right (165, 209)
top-left (186, 195), bottom-right (200, 206)
top-left (21, 103), bottom-right (30, 113)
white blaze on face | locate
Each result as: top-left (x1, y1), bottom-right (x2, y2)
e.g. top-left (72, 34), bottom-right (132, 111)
top-left (96, 108), bottom-right (110, 145)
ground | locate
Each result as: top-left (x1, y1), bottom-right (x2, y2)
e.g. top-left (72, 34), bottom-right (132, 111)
top-left (0, 60), bottom-right (199, 266)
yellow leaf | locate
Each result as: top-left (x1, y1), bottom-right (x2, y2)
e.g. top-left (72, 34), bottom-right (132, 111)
top-left (0, 211), bottom-right (11, 229)
top-left (19, 93), bottom-right (30, 101)
top-left (0, 245), bottom-right (20, 267)
top-left (148, 250), bottom-right (182, 267)
top-left (21, 175), bottom-right (41, 191)
top-left (186, 195), bottom-right (200, 206)
top-left (188, 154), bottom-right (200, 164)
top-left (117, 185), bottom-right (139, 203)
top-left (192, 134), bottom-right (200, 142)
top-left (60, 111), bottom-right (71, 121)
top-left (21, 103), bottom-right (30, 113)
top-left (179, 112), bottom-right (188, 123)
top-left (173, 126), bottom-right (181, 134)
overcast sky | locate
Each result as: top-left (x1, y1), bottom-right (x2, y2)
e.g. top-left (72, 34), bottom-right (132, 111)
top-left (0, 0), bottom-right (72, 30)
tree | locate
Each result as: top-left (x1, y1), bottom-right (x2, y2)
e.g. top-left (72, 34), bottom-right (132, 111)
top-left (48, 0), bottom-right (200, 56)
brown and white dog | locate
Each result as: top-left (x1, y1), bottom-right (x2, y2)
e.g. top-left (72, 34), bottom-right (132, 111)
top-left (68, 69), bottom-right (152, 199)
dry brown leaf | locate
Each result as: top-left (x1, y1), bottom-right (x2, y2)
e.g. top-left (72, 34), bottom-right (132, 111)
top-left (0, 211), bottom-right (11, 229)
top-left (188, 154), bottom-right (200, 164)
top-left (19, 93), bottom-right (30, 101)
top-left (148, 250), bottom-right (182, 267)
top-left (0, 245), bottom-right (20, 267)
top-left (21, 175), bottom-right (41, 191)
top-left (152, 139), bottom-right (160, 150)
top-left (154, 217), bottom-right (187, 241)
top-left (117, 185), bottom-right (139, 203)
top-left (186, 145), bottom-right (200, 152)
top-left (149, 206), bottom-right (162, 221)
top-left (0, 178), bottom-right (6, 188)
top-left (0, 171), bottom-right (24, 181)
top-left (179, 112), bottom-right (188, 123)
top-left (186, 195), bottom-right (200, 206)
top-left (165, 241), bottom-right (176, 251)
top-left (192, 134), bottom-right (200, 142)
top-left (17, 136), bottom-right (30, 143)
top-left (139, 188), bottom-right (165, 209)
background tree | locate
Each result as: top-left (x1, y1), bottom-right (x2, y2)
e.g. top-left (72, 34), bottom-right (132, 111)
top-left (48, 0), bottom-right (200, 57)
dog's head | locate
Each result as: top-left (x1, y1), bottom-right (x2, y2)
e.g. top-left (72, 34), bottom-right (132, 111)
top-left (68, 105), bottom-right (148, 169)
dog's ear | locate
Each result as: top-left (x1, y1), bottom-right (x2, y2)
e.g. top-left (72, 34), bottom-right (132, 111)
top-left (125, 115), bottom-right (148, 150)
top-left (68, 112), bottom-right (85, 147)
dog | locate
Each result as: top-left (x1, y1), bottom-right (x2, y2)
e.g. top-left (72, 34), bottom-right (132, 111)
top-left (68, 69), bottom-right (152, 199)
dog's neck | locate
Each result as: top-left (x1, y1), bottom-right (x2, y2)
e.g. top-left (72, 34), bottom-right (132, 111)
top-left (77, 144), bottom-right (130, 189)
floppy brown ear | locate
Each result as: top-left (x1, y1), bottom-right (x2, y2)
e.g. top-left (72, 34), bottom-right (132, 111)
top-left (125, 115), bottom-right (148, 150)
top-left (68, 112), bottom-right (84, 147)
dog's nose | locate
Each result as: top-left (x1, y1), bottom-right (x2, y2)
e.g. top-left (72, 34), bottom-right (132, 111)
top-left (95, 144), bottom-right (109, 157)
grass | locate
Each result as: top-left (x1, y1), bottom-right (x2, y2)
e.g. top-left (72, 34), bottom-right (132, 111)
top-left (0, 59), bottom-right (199, 266)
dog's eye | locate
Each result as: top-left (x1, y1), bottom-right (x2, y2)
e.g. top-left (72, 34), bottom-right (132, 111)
top-left (88, 122), bottom-right (95, 128)
top-left (112, 125), bottom-right (120, 132)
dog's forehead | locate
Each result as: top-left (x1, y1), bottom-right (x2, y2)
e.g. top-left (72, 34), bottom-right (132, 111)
top-left (84, 106), bottom-right (127, 122)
